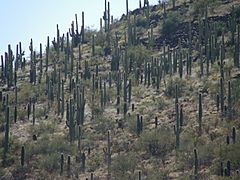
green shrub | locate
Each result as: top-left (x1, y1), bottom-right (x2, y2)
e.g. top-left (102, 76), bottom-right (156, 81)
top-left (136, 16), bottom-right (148, 28)
top-left (232, 5), bottom-right (240, 18)
top-left (28, 121), bottom-right (56, 136)
top-left (12, 165), bottom-right (28, 180)
top-left (127, 45), bottom-right (150, 68)
top-left (18, 82), bottom-right (34, 104)
top-left (201, 77), bottom-right (218, 98)
top-left (191, 0), bottom-right (218, 17)
top-left (162, 12), bottom-right (181, 36)
top-left (137, 127), bottom-right (174, 160)
top-left (83, 132), bottom-right (97, 148)
top-left (84, 27), bottom-right (97, 43)
top-left (0, 134), bottom-right (4, 149)
top-left (35, 107), bottom-right (46, 119)
top-left (164, 76), bottom-right (187, 98)
top-left (214, 21), bottom-right (226, 37)
top-left (146, 168), bottom-right (170, 180)
top-left (198, 142), bottom-right (217, 167)
top-left (39, 153), bottom-right (60, 172)
top-left (26, 135), bottom-right (74, 162)
top-left (35, 82), bottom-right (47, 103)
top-left (18, 108), bottom-right (26, 121)
top-left (0, 109), bottom-right (3, 124)
top-left (154, 96), bottom-right (168, 110)
top-left (95, 32), bottom-right (106, 47)
top-left (232, 78), bottom-right (240, 114)
top-left (221, 140), bottom-right (240, 170)
top-left (91, 104), bottom-right (104, 117)
top-left (126, 114), bottom-right (144, 135)
top-left (112, 152), bottom-right (137, 178)
top-left (192, 0), bottom-right (208, 16)
top-left (95, 45), bottom-right (104, 56)
top-left (92, 115), bottom-right (114, 134)
top-left (87, 153), bottom-right (102, 172)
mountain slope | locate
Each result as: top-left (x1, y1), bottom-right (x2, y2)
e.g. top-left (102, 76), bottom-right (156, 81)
top-left (1, 0), bottom-right (240, 179)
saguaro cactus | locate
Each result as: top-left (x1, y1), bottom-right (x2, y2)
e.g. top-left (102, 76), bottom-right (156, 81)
top-left (67, 155), bottom-right (71, 177)
top-left (107, 1), bottom-right (110, 31)
top-left (194, 148), bottom-right (199, 176)
top-left (103, 131), bottom-right (112, 180)
top-left (46, 36), bottom-right (49, 73)
top-left (180, 104), bottom-right (183, 126)
top-left (92, 35), bottom-right (95, 56)
top-left (116, 73), bottom-right (120, 114)
top-left (123, 73), bottom-right (127, 115)
top-left (216, 94), bottom-right (220, 111)
top-left (33, 103), bottom-right (36, 125)
top-left (172, 0), bottom-right (176, 9)
top-left (175, 103), bottom-right (180, 149)
top-left (175, 84), bottom-right (179, 104)
top-left (226, 160), bottom-right (231, 176)
top-left (128, 79), bottom-right (132, 104)
top-left (81, 152), bottom-right (86, 172)
top-left (126, 0), bottom-right (129, 16)
top-left (66, 99), bottom-right (76, 142)
top-left (14, 105), bottom-right (17, 123)
top-left (198, 93), bottom-right (203, 135)
top-left (60, 153), bottom-right (64, 175)
top-left (220, 162), bottom-right (224, 176)
top-left (179, 51), bottom-right (183, 79)
top-left (61, 80), bottom-right (65, 118)
top-left (78, 125), bottom-right (82, 150)
top-left (227, 81), bottom-right (232, 119)
top-left (21, 146), bottom-right (25, 167)
top-left (232, 127), bottom-right (236, 144)
top-left (234, 25), bottom-right (239, 67)
top-left (220, 77), bottom-right (224, 115)
top-left (3, 106), bottom-right (10, 166)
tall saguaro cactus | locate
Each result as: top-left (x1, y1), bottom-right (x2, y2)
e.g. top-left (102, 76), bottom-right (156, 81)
top-left (232, 127), bottom-right (236, 144)
top-left (126, 0), bottom-right (129, 16)
top-left (66, 99), bottom-right (76, 142)
top-left (92, 35), bottom-right (95, 56)
top-left (220, 77), bottom-right (224, 115)
top-left (67, 155), bottom-right (71, 177)
top-left (21, 146), bottom-right (25, 167)
top-left (46, 36), bottom-right (49, 73)
top-left (14, 87), bottom-right (18, 123)
top-left (234, 25), bottom-right (239, 68)
top-left (61, 80), bottom-right (65, 118)
top-left (198, 93), bottom-right (203, 135)
top-left (123, 73), bottom-right (127, 115)
top-left (103, 131), bottom-right (112, 180)
top-left (3, 106), bottom-right (10, 166)
top-left (108, 1), bottom-right (110, 31)
top-left (82, 11), bottom-right (85, 43)
top-left (172, 0), bottom-right (176, 10)
top-left (60, 153), bottom-right (64, 175)
top-left (175, 103), bottom-right (180, 149)
top-left (194, 148), bottom-right (199, 177)
top-left (227, 81), bottom-right (232, 119)
top-left (104, 0), bottom-right (107, 32)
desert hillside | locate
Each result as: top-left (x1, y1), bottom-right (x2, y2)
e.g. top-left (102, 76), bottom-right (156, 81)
top-left (1, 0), bottom-right (240, 179)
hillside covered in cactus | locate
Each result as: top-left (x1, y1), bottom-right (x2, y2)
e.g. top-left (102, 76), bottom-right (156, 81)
top-left (1, 0), bottom-right (240, 179)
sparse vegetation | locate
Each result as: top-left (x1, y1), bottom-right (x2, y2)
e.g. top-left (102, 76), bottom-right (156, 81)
top-left (127, 44), bottom-right (150, 68)
top-left (112, 152), bottom-right (137, 179)
top-left (162, 11), bottom-right (181, 36)
top-left (1, 0), bottom-right (240, 179)
top-left (138, 127), bottom-right (174, 160)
